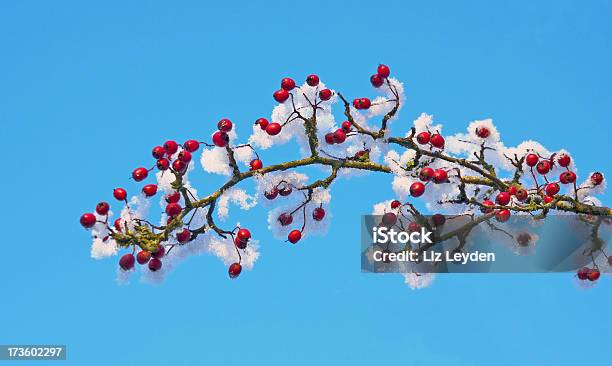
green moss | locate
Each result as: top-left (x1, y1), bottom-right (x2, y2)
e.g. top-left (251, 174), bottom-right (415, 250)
top-left (405, 159), bottom-right (415, 171)
top-left (111, 224), bottom-right (164, 252)
top-left (133, 225), bottom-right (164, 252)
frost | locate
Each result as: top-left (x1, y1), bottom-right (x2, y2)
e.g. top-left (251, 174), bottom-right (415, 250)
top-left (217, 188), bottom-right (257, 220)
top-left (233, 145), bottom-right (255, 165)
top-left (139, 231), bottom-right (261, 284)
top-left (403, 272), bottom-right (435, 289)
top-left (201, 146), bottom-right (232, 176)
top-left (91, 237), bottom-right (118, 259)
top-left (372, 200), bottom-right (394, 215)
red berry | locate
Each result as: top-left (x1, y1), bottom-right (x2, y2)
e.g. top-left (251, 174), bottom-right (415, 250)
top-left (237, 228), bottom-right (251, 241)
top-left (279, 185), bottom-right (292, 196)
top-left (152, 146), bottom-right (166, 159)
top-left (432, 169), bottom-right (448, 184)
top-left (152, 245), bottom-right (165, 259)
top-left (591, 172), bottom-right (604, 186)
top-left (410, 182), bottom-right (426, 197)
top-left (165, 202), bottom-right (182, 217)
top-left (266, 122), bottom-right (282, 136)
top-left (495, 209), bottom-right (511, 222)
top-left (96, 202), bottom-right (110, 215)
top-left (352, 98), bottom-right (361, 109)
top-left (217, 118), bottom-right (233, 132)
top-left (525, 153), bottom-right (539, 167)
top-left (142, 184), bottom-right (158, 197)
top-left (313, 207), bottom-right (325, 221)
top-left (543, 195), bottom-right (554, 204)
top-left (430, 134), bottom-right (445, 149)
top-left (119, 253), bottom-right (135, 270)
top-left (377, 64), bottom-right (390, 78)
top-left (587, 269), bottom-right (601, 281)
top-left (165, 191), bottom-right (180, 204)
top-left (183, 140), bottom-right (200, 152)
top-left (281, 77), bottom-right (296, 91)
top-left (390, 200), bottom-right (402, 209)
top-left (515, 188), bottom-right (528, 202)
top-left (132, 167), bottom-right (148, 182)
top-left (264, 188), bottom-right (279, 200)
top-left (235, 236), bottom-right (247, 249)
top-left (416, 132), bottom-right (431, 145)
top-left (137, 251), bottom-right (151, 265)
top-left (341, 121), bottom-right (352, 133)
top-left (228, 262), bottom-right (242, 278)
top-left (256, 118), bottom-right (269, 130)
top-left (577, 267), bottom-right (590, 280)
top-left (507, 186), bottom-right (518, 196)
top-left (156, 158), bottom-right (170, 171)
top-left (288, 230), bottom-right (302, 244)
top-left (370, 74), bottom-right (384, 88)
top-left (354, 150), bottom-right (367, 159)
top-left (496, 192), bottom-right (511, 206)
top-left (475, 127), bottom-right (490, 138)
top-left (382, 212), bottom-right (397, 226)
top-left (319, 89), bottom-right (332, 101)
top-left (172, 159), bottom-right (187, 173)
top-left (559, 171), bottom-right (576, 184)
top-left (249, 159), bottom-right (263, 171)
top-left (80, 213), bottom-right (97, 228)
top-left (557, 154), bottom-right (571, 167)
top-left (545, 183), bottom-right (560, 196)
top-left (306, 74), bottom-right (320, 86)
top-left (324, 133), bottom-right (335, 144)
top-left (273, 89), bottom-right (289, 103)
top-left (360, 98), bottom-right (371, 109)
top-left (212, 131), bottom-right (229, 147)
top-left (113, 188), bottom-right (127, 201)
top-left (333, 129), bottom-right (346, 144)
top-left (148, 257), bottom-right (162, 271)
top-left (432, 213), bottom-right (446, 226)
top-left (482, 200), bottom-right (495, 213)
top-left (176, 228), bottom-right (191, 243)
top-left (278, 213), bottom-right (293, 226)
top-left (163, 140), bottom-right (179, 155)
top-left (114, 218), bottom-right (123, 232)
top-left (178, 150), bottom-right (192, 163)
top-left (536, 160), bottom-right (551, 175)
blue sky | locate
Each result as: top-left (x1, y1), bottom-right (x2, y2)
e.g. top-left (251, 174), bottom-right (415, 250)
top-left (1, 1), bottom-right (611, 365)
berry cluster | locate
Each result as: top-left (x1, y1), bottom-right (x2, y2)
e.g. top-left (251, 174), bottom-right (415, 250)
top-left (255, 117), bottom-right (282, 136)
top-left (264, 181), bottom-right (327, 244)
top-left (407, 167), bottom-right (450, 198)
top-left (468, 152), bottom-right (608, 225)
top-left (577, 267), bottom-right (601, 282)
top-left (416, 131), bottom-right (445, 150)
top-left (80, 127), bottom-right (258, 278)
top-left (353, 64), bottom-right (393, 109)
top-left (325, 121), bottom-right (352, 145)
